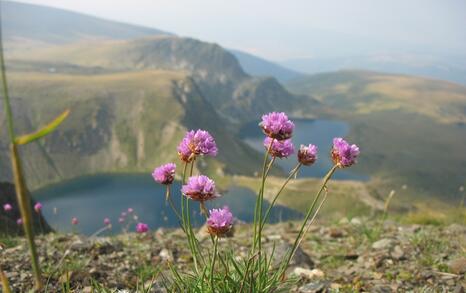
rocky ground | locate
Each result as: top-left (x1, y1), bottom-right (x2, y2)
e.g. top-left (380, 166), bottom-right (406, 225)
top-left (1, 219), bottom-right (465, 292)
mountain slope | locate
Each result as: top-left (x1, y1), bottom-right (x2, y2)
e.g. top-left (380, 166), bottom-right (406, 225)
top-left (0, 70), bottom-right (263, 189)
top-left (286, 70), bottom-right (466, 199)
top-left (8, 36), bottom-right (316, 122)
top-left (230, 49), bottom-right (303, 82)
top-left (287, 70), bottom-right (466, 124)
top-left (2, 0), bottom-right (169, 44)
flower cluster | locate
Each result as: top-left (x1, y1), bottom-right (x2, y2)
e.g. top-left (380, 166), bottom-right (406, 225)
top-left (34, 202), bottom-right (42, 213)
top-left (260, 112), bottom-right (294, 140)
top-left (152, 163), bottom-right (176, 185)
top-left (146, 111), bottom-right (362, 290)
top-left (298, 144), bottom-right (318, 166)
top-left (3, 203), bottom-right (12, 212)
top-left (207, 206), bottom-right (233, 236)
top-left (331, 137), bottom-right (360, 167)
top-left (181, 175), bottom-right (220, 202)
top-left (177, 129), bottom-right (217, 162)
top-left (264, 137), bottom-right (294, 158)
top-left (136, 222), bottom-right (149, 233)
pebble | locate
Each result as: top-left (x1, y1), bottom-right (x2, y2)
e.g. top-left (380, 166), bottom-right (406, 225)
top-left (298, 281), bottom-right (328, 293)
top-left (390, 245), bottom-right (404, 260)
top-left (448, 258), bottom-right (466, 274)
top-left (372, 238), bottom-right (395, 250)
top-left (292, 267), bottom-right (325, 280)
top-left (159, 248), bottom-right (174, 262)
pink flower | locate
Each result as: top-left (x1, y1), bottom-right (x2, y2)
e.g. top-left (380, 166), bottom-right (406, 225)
top-left (16, 218), bottom-right (23, 225)
top-left (34, 202), bottom-right (43, 213)
top-left (177, 129), bottom-right (217, 162)
top-left (127, 208), bottom-right (134, 213)
top-left (298, 144), bottom-right (318, 166)
top-left (207, 206), bottom-right (233, 236)
top-left (121, 212), bottom-right (127, 217)
top-left (263, 137), bottom-right (294, 158)
top-left (3, 203), bottom-right (12, 212)
top-left (104, 218), bottom-right (111, 226)
top-left (181, 175), bottom-right (220, 202)
top-left (260, 112), bottom-right (294, 140)
top-left (331, 138), bottom-right (360, 168)
top-left (152, 163), bottom-right (176, 185)
top-left (118, 217), bottom-right (125, 224)
top-left (136, 222), bottom-right (149, 233)
top-left (71, 217), bottom-right (79, 225)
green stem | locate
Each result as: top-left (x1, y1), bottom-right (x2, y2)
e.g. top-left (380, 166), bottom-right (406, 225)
top-left (260, 163), bottom-right (301, 230)
top-left (253, 139), bottom-right (274, 250)
top-left (0, 267), bottom-right (12, 293)
top-left (281, 164), bottom-right (338, 273)
top-left (181, 162), bottom-right (188, 231)
top-left (10, 144), bottom-right (43, 290)
top-left (180, 161), bottom-right (200, 273)
top-left (165, 185), bottom-right (184, 229)
top-left (254, 139), bottom-right (275, 292)
top-left (210, 236), bottom-right (218, 292)
top-left (0, 14), bottom-right (43, 288)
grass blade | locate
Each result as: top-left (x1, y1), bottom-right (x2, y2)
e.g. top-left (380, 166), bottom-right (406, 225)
top-left (15, 109), bottom-right (70, 145)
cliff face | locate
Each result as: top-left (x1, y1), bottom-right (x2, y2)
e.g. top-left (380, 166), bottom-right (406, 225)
top-left (0, 182), bottom-right (53, 235)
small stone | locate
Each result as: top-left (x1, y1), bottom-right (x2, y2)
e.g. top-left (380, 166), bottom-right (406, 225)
top-left (298, 281), bottom-right (328, 293)
top-left (338, 217), bottom-right (349, 225)
top-left (390, 245), bottom-right (405, 260)
top-left (329, 228), bottom-right (345, 238)
top-left (372, 238), bottom-right (395, 250)
top-left (350, 218), bottom-right (362, 225)
top-left (159, 248), bottom-right (174, 262)
top-left (453, 284), bottom-right (465, 293)
top-left (292, 267), bottom-right (325, 280)
top-left (269, 243), bottom-right (314, 269)
top-left (448, 258), bottom-right (466, 274)
top-left (267, 234), bottom-right (282, 241)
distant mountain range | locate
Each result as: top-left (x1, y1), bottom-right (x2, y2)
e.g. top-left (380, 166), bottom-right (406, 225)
top-left (281, 53), bottom-right (466, 86)
top-left (1, 1), bottom-right (466, 202)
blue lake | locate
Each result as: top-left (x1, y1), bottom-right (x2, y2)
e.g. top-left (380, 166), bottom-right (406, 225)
top-left (33, 174), bottom-right (301, 235)
top-left (240, 119), bottom-right (368, 181)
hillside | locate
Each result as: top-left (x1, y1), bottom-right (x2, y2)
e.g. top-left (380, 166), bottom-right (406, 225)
top-left (0, 70), bottom-right (265, 189)
top-left (6, 36), bottom-right (315, 123)
top-left (230, 49), bottom-right (304, 82)
top-left (1, 1), bottom-right (168, 45)
top-left (286, 70), bottom-right (466, 199)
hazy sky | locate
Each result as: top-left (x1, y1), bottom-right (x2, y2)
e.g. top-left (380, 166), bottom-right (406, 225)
top-left (14, 0), bottom-right (466, 60)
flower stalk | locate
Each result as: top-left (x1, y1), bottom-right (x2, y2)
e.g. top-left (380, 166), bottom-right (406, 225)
top-left (280, 164), bottom-right (338, 274)
top-left (0, 18), bottom-right (43, 289)
top-left (0, 268), bottom-right (12, 293)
